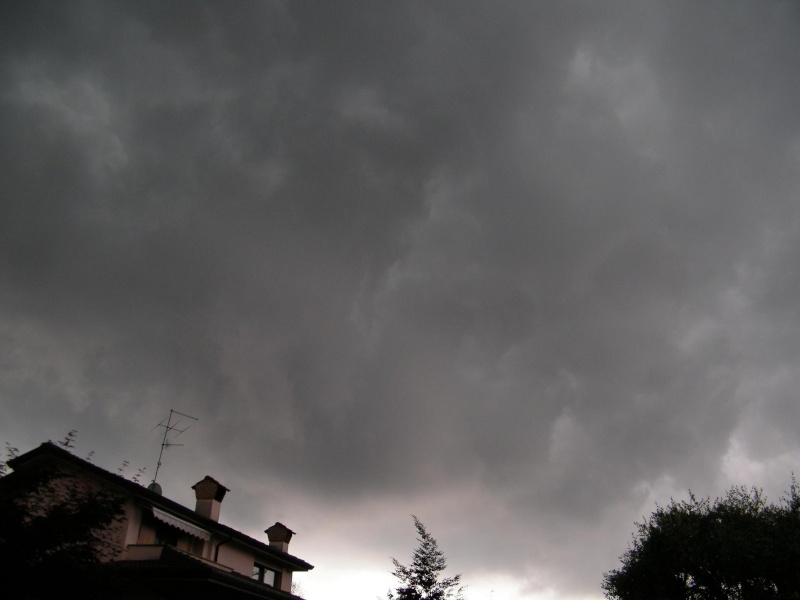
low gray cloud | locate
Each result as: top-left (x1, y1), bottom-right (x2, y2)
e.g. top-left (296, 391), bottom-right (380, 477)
top-left (3, 2), bottom-right (800, 598)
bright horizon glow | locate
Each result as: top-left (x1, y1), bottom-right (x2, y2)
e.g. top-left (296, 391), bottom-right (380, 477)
top-left (297, 568), bottom-right (594, 600)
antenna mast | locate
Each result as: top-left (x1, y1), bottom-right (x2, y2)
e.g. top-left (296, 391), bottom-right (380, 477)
top-left (151, 409), bottom-right (198, 486)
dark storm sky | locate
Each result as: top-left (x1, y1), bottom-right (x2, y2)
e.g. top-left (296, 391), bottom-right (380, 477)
top-left (3, 2), bottom-right (800, 598)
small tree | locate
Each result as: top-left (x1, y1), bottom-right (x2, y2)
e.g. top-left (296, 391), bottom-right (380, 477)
top-left (291, 579), bottom-right (306, 598)
top-left (388, 515), bottom-right (464, 600)
top-left (603, 481), bottom-right (800, 600)
top-left (0, 447), bottom-right (125, 600)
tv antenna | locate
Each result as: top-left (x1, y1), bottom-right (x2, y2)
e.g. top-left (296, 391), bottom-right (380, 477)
top-left (150, 409), bottom-right (198, 489)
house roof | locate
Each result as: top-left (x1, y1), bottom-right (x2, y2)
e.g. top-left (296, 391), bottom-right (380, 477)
top-left (7, 442), bottom-right (313, 572)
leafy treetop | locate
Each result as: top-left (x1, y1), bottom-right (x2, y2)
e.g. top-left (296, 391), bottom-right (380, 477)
top-left (603, 479), bottom-right (800, 600)
top-left (0, 443), bottom-right (125, 600)
top-left (388, 515), bottom-right (464, 600)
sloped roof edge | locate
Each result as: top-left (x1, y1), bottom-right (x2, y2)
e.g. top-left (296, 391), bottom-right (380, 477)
top-left (7, 442), bottom-right (313, 571)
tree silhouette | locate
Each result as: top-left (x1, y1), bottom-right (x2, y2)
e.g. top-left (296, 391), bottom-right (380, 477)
top-left (0, 447), bottom-right (125, 600)
top-left (388, 516), bottom-right (464, 600)
top-left (603, 481), bottom-right (800, 600)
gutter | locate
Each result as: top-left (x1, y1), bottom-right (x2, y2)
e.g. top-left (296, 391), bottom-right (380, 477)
top-left (214, 535), bottom-right (232, 563)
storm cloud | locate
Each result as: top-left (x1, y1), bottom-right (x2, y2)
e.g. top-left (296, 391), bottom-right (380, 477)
top-left (3, 2), bottom-right (800, 598)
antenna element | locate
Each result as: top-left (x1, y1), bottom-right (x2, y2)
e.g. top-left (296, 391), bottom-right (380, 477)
top-left (151, 409), bottom-right (198, 487)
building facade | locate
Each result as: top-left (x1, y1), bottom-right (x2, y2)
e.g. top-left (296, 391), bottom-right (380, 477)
top-left (3, 442), bottom-right (313, 599)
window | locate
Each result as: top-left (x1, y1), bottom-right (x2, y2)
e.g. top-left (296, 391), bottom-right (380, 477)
top-left (154, 523), bottom-right (179, 547)
top-left (252, 563), bottom-right (279, 587)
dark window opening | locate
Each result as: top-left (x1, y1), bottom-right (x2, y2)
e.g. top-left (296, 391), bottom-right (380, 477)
top-left (154, 523), bottom-right (179, 547)
top-left (252, 563), bottom-right (279, 587)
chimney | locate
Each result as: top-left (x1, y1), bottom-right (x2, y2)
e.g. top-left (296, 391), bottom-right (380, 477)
top-left (192, 476), bottom-right (229, 522)
top-left (266, 522), bottom-right (295, 552)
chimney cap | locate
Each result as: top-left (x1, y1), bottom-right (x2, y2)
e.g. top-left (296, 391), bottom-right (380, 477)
top-left (266, 521), bottom-right (295, 543)
top-left (192, 476), bottom-right (229, 502)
